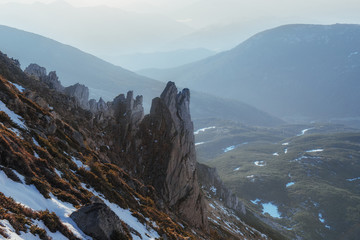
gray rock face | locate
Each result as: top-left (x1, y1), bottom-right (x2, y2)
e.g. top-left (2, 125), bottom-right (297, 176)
top-left (136, 81), bottom-right (208, 229)
top-left (197, 163), bottom-right (246, 215)
top-left (64, 83), bottom-right (90, 109)
top-left (24, 63), bottom-right (47, 79)
top-left (24, 64), bottom-right (64, 92)
top-left (70, 197), bottom-right (127, 240)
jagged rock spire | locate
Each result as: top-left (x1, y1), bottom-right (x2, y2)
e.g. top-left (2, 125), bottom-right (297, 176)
top-left (138, 81), bottom-right (208, 229)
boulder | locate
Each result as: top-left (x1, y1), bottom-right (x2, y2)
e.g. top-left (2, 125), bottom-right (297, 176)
top-left (70, 197), bottom-right (128, 240)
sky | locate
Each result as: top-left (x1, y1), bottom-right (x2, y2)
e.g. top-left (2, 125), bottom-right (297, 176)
top-left (0, 0), bottom-right (359, 66)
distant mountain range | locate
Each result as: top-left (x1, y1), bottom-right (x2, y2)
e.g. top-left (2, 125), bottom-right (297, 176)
top-left (0, 25), bottom-right (282, 126)
top-left (140, 24), bottom-right (360, 126)
top-left (112, 48), bottom-right (215, 71)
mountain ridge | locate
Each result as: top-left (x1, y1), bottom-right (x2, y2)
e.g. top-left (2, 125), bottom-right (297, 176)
top-left (140, 23), bottom-right (360, 126)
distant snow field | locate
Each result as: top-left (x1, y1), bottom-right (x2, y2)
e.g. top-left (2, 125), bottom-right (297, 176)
top-left (306, 149), bottom-right (324, 153)
top-left (254, 161), bottom-right (266, 167)
top-left (297, 128), bottom-right (313, 136)
top-left (224, 145), bottom-right (236, 153)
top-left (346, 177), bottom-right (360, 182)
top-left (194, 126), bottom-right (216, 135)
top-left (251, 199), bottom-right (282, 218)
top-left (262, 203), bottom-right (281, 218)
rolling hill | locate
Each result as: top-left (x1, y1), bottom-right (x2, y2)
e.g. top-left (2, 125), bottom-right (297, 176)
top-left (140, 24), bottom-right (360, 126)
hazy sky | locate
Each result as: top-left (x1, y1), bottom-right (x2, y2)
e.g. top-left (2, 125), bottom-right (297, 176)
top-left (0, 0), bottom-right (360, 62)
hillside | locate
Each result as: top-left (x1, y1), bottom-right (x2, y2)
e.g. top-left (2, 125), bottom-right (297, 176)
top-left (0, 25), bottom-right (282, 127)
top-left (140, 24), bottom-right (360, 126)
top-left (0, 51), bottom-right (275, 239)
top-left (193, 119), bottom-right (360, 240)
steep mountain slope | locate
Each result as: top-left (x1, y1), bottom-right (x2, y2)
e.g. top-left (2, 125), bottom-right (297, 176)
top-left (0, 51), bottom-right (270, 239)
top-left (140, 24), bottom-right (360, 125)
top-left (193, 119), bottom-right (360, 240)
top-left (0, 25), bottom-right (283, 127)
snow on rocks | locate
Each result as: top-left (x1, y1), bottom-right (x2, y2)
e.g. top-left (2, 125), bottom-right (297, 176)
top-left (12, 83), bottom-right (25, 92)
top-left (81, 184), bottom-right (160, 240)
top-left (71, 156), bottom-right (90, 171)
top-left (194, 126), bottom-right (216, 135)
top-left (0, 100), bottom-right (27, 130)
top-left (210, 186), bottom-right (217, 194)
top-left (0, 170), bottom-right (90, 239)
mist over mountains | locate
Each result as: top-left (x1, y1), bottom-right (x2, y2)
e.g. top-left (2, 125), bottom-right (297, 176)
top-left (0, 24), bottom-right (282, 126)
top-left (140, 24), bottom-right (360, 126)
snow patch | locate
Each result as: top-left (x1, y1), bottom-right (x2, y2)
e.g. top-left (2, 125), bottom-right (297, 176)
top-left (0, 219), bottom-right (38, 240)
top-left (251, 199), bottom-right (260, 204)
top-left (254, 161), bottom-right (266, 167)
top-left (12, 83), bottom-right (25, 92)
top-left (348, 51), bottom-right (359, 57)
top-left (262, 203), bottom-right (281, 218)
top-left (32, 137), bottom-right (40, 147)
top-left (71, 156), bottom-right (90, 171)
top-left (194, 126), bottom-right (215, 135)
top-left (224, 145), bottom-right (236, 153)
top-left (284, 148), bottom-right (288, 154)
top-left (55, 169), bottom-right (63, 178)
top-left (297, 128), bottom-right (313, 136)
top-left (0, 100), bottom-right (27, 129)
top-left (273, 152), bottom-right (279, 156)
top-left (0, 170), bottom-right (90, 239)
top-left (286, 182), bottom-right (295, 188)
top-left (210, 186), bottom-right (217, 194)
top-left (346, 177), bottom-right (360, 182)
top-left (306, 149), bottom-right (323, 153)
top-left (282, 142), bottom-right (289, 146)
top-left (195, 142), bottom-right (205, 146)
top-left (233, 167), bottom-right (241, 171)
top-left (82, 184), bottom-right (160, 240)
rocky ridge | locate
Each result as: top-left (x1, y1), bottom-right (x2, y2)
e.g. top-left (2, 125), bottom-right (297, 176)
top-left (0, 52), bottom-right (270, 239)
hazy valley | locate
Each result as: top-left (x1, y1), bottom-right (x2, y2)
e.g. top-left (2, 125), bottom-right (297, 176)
top-left (0, 2), bottom-right (360, 239)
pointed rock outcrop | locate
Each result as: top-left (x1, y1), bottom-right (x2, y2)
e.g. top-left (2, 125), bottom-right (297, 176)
top-left (24, 64), bottom-right (63, 92)
top-left (137, 81), bottom-right (207, 229)
top-left (64, 83), bottom-right (90, 109)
